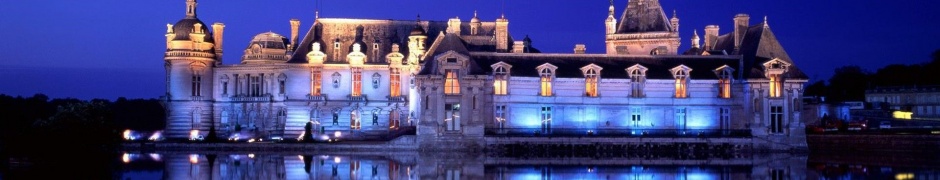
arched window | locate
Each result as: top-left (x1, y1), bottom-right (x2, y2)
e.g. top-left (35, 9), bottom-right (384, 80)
top-left (539, 68), bottom-right (553, 96)
top-left (718, 70), bottom-right (732, 98)
top-left (585, 69), bottom-right (599, 97)
top-left (444, 69), bottom-right (460, 95)
top-left (674, 70), bottom-right (688, 98)
top-left (493, 66), bottom-right (508, 95)
top-left (628, 65), bottom-right (647, 98)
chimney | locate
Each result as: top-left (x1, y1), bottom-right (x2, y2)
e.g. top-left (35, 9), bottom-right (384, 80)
top-left (447, 17), bottom-right (461, 35)
top-left (495, 15), bottom-right (509, 52)
top-left (512, 41), bottom-right (525, 53)
top-left (704, 25), bottom-right (719, 51)
top-left (289, 19), bottom-right (300, 51)
top-left (574, 44), bottom-right (586, 54)
top-left (733, 14), bottom-right (750, 51)
top-left (211, 22), bottom-right (225, 59)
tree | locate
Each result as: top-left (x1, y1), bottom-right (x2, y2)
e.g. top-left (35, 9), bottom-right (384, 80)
top-left (826, 66), bottom-right (870, 102)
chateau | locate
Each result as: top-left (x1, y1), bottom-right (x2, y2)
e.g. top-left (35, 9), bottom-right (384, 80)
top-left (164, 0), bottom-right (808, 150)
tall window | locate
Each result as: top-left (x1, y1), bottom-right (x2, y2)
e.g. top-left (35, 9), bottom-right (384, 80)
top-left (770, 106), bottom-right (784, 134)
top-left (389, 110), bottom-right (400, 129)
top-left (390, 68), bottom-right (401, 97)
top-left (493, 66), bottom-right (508, 95)
top-left (720, 108), bottom-right (731, 131)
top-left (769, 74), bottom-right (783, 98)
top-left (630, 69), bottom-right (645, 98)
top-left (250, 75), bottom-right (262, 97)
top-left (279, 80), bottom-right (286, 94)
top-left (675, 108), bottom-right (687, 130)
top-left (674, 70), bottom-right (688, 98)
top-left (540, 106), bottom-right (552, 132)
top-left (222, 82), bottom-right (228, 95)
top-left (352, 68), bottom-right (362, 97)
top-left (585, 69), bottom-right (599, 97)
top-left (539, 68), bottom-right (553, 96)
top-left (233, 74), bottom-right (240, 95)
top-left (445, 104), bottom-right (461, 131)
top-left (495, 105), bottom-right (506, 129)
top-left (311, 69), bottom-right (322, 96)
top-left (718, 70), bottom-right (732, 98)
top-left (631, 108), bottom-right (642, 127)
top-left (191, 74), bottom-right (202, 96)
top-left (444, 69), bottom-right (460, 95)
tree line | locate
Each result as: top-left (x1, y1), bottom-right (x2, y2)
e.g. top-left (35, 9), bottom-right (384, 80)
top-left (805, 49), bottom-right (940, 103)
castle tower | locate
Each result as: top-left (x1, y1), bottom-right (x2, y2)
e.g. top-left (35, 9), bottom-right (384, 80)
top-left (605, 0), bottom-right (617, 35)
top-left (605, 0), bottom-right (680, 55)
top-left (407, 16), bottom-right (428, 65)
top-left (164, 0), bottom-right (218, 139)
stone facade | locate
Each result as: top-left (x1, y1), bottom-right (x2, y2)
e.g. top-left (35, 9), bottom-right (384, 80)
top-left (163, 0), bottom-right (809, 151)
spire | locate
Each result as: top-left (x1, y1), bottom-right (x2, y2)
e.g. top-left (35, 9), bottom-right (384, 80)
top-left (315, 10), bottom-right (319, 19)
top-left (763, 16), bottom-right (769, 28)
top-left (691, 29), bottom-right (700, 48)
top-left (185, 0), bottom-right (197, 18)
top-left (609, 0), bottom-right (615, 16)
top-left (617, 0), bottom-right (672, 33)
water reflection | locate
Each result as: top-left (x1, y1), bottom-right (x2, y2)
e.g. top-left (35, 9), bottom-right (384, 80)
top-left (118, 153), bottom-right (940, 179)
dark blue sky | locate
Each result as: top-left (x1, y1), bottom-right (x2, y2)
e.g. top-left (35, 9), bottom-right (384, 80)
top-left (1, 0), bottom-right (938, 99)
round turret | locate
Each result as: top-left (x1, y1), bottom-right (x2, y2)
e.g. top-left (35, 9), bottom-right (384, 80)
top-left (241, 32), bottom-right (291, 64)
top-left (171, 18), bottom-right (214, 43)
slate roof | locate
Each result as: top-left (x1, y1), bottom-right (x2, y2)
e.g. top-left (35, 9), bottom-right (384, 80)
top-left (708, 23), bottom-right (808, 79)
top-left (287, 18), bottom-right (502, 64)
top-left (616, 0), bottom-right (673, 34)
top-left (172, 18), bottom-right (215, 43)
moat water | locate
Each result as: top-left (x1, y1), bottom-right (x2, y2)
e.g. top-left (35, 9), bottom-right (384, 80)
top-left (102, 151), bottom-right (940, 179)
top-left (6, 151), bottom-right (940, 179)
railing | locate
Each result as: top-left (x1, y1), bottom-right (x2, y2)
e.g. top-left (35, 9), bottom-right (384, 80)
top-left (348, 95), bottom-right (367, 102)
top-left (242, 54), bottom-right (288, 61)
top-left (229, 96), bottom-right (271, 102)
top-left (387, 96), bottom-right (407, 102)
top-left (308, 94), bottom-right (327, 101)
top-left (485, 128), bottom-right (751, 138)
top-left (165, 51), bottom-right (215, 58)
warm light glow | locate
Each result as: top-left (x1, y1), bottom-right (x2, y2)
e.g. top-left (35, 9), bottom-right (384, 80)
top-left (445, 69), bottom-right (460, 95)
top-left (585, 69), bottom-right (598, 97)
top-left (122, 153), bottom-right (131, 163)
top-left (248, 154), bottom-right (255, 158)
top-left (494, 66), bottom-right (508, 95)
top-left (189, 154), bottom-right (199, 164)
top-left (123, 130), bottom-right (133, 140)
top-left (895, 173), bottom-right (914, 180)
top-left (540, 76), bottom-right (552, 96)
top-left (893, 111), bottom-right (913, 120)
top-left (769, 74), bottom-right (782, 98)
top-left (148, 131), bottom-right (162, 141)
top-left (311, 70), bottom-right (322, 96)
top-left (674, 71), bottom-right (688, 98)
top-left (390, 68), bottom-right (401, 97)
top-left (718, 73), bottom-right (731, 98)
top-left (352, 68), bottom-right (362, 97)
top-left (189, 130), bottom-right (200, 141)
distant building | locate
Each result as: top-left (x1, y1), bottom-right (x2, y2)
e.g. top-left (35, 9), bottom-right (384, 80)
top-left (163, 0), bottom-right (809, 150)
top-left (867, 86), bottom-right (940, 118)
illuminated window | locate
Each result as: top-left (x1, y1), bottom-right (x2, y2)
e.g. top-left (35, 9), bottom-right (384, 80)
top-left (718, 70), bottom-right (732, 98)
top-left (311, 69), bottom-right (322, 96)
top-left (350, 109), bottom-right (361, 130)
top-left (769, 74), bottom-right (783, 98)
top-left (674, 70), bottom-right (688, 98)
top-left (493, 66), bottom-right (508, 95)
top-left (495, 105), bottom-right (506, 129)
top-left (539, 68), bottom-right (553, 96)
top-left (445, 69), bottom-right (460, 95)
top-left (352, 68), bottom-right (362, 97)
top-left (631, 108), bottom-right (642, 127)
top-left (585, 69), bottom-right (599, 97)
top-left (540, 106), bottom-right (552, 132)
top-left (191, 74), bottom-right (202, 96)
top-left (770, 106), bottom-right (784, 134)
top-left (390, 68), bottom-right (401, 97)
top-left (675, 108), bottom-right (687, 130)
top-left (445, 104), bottom-right (460, 131)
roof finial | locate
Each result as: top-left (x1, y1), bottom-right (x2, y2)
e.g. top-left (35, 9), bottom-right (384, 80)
top-left (763, 16), bottom-right (769, 28)
top-left (474, 10), bottom-right (478, 18)
top-left (609, 0), bottom-right (615, 16)
top-left (416, 14), bottom-right (421, 22)
top-left (673, 10), bottom-right (677, 18)
top-left (185, 0), bottom-right (197, 18)
top-left (315, 10), bottom-right (319, 19)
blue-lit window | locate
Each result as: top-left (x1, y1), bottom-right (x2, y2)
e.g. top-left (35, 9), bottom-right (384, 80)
top-left (631, 108), bottom-right (642, 127)
top-left (446, 104), bottom-right (461, 131)
top-left (676, 108), bottom-right (687, 130)
top-left (770, 106), bottom-right (784, 134)
top-left (541, 106), bottom-right (552, 132)
top-left (495, 105), bottom-right (506, 129)
top-left (720, 108), bottom-right (731, 130)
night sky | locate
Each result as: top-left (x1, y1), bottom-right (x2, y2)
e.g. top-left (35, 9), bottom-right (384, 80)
top-left (1, 0), bottom-right (938, 99)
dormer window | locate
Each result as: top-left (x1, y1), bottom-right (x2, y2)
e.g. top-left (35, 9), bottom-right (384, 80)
top-left (627, 64), bottom-right (648, 98)
top-left (714, 66), bottom-right (735, 99)
top-left (537, 64), bottom-right (557, 97)
top-left (671, 65), bottom-right (692, 98)
top-left (581, 64), bottom-right (602, 97)
top-left (447, 58), bottom-right (458, 63)
top-left (763, 59), bottom-right (791, 98)
top-left (491, 62), bottom-right (512, 95)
